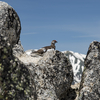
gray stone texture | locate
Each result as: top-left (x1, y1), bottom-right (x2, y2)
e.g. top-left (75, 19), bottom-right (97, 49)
top-left (13, 40), bottom-right (24, 57)
top-left (18, 49), bottom-right (74, 100)
top-left (0, 1), bottom-right (73, 100)
top-left (78, 41), bottom-right (100, 100)
top-left (0, 1), bottom-right (34, 100)
top-left (33, 50), bottom-right (73, 100)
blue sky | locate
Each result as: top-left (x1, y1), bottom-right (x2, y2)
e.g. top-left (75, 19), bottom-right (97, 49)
top-left (2, 0), bottom-right (100, 54)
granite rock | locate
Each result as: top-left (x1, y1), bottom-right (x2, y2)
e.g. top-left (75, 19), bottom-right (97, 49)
top-left (19, 50), bottom-right (73, 100)
top-left (0, 2), bottom-right (34, 100)
top-left (13, 40), bottom-right (24, 57)
top-left (78, 41), bottom-right (100, 100)
top-left (0, 1), bottom-right (21, 48)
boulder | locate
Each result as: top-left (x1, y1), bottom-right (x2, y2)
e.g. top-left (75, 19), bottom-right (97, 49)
top-left (19, 50), bottom-right (73, 100)
top-left (0, 1), bottom-right (21, 48)
top-left (0, 2), bottom-right (34, 100)
top-left (78, 41), bottom-right (100, 100)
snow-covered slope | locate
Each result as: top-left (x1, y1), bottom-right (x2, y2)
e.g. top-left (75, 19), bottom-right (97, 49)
top-left (62, 51), bottom-right (86, 84)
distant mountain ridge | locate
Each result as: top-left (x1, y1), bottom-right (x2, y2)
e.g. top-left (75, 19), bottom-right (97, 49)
top-left (62, 51), bottom-right (86, 84)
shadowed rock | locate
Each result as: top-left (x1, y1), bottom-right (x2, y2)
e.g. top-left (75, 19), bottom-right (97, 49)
top-left (0, 2), bottom-right (34, 100)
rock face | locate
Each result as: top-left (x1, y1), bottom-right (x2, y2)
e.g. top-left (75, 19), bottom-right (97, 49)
top-left (20, 50), bottom-right (73, 100)
top-left (78, 41), bottom-right (100, 100)
top-left (0, 2), bottom-right (34, 100)
top-left (63, 51), bottom-right (86, 85)
top-left (13, 40), bottom-right (24, 57)
top-left (0, 1), bottom-right (21, 48)
top-left (0, 1), bottom-right (73, 100)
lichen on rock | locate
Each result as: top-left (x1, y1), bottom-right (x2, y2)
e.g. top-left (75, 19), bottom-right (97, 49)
top-left (0, 1), bottom-right (21, 48)
top-left (78, 41), bottom-right (100, 100)
top-left (19, 49), bottom-right (74, 100)
top-left (0, 1), bottom-right (34, 100)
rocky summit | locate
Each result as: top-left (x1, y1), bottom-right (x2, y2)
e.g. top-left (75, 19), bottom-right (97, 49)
top-left (0, 1), bottom-right (73, 100)
top-left (21, 50), bottom-right (74, 100)
top-left (78, 41), bottom-right (100, 100)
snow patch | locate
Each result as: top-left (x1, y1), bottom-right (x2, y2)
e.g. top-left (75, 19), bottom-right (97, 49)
top-left (70, 51), bottom-right (86, 61)
top-left (25, 50), bottom-right (32, 55)
top-left (62, 50), bottom-right (86, 84)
